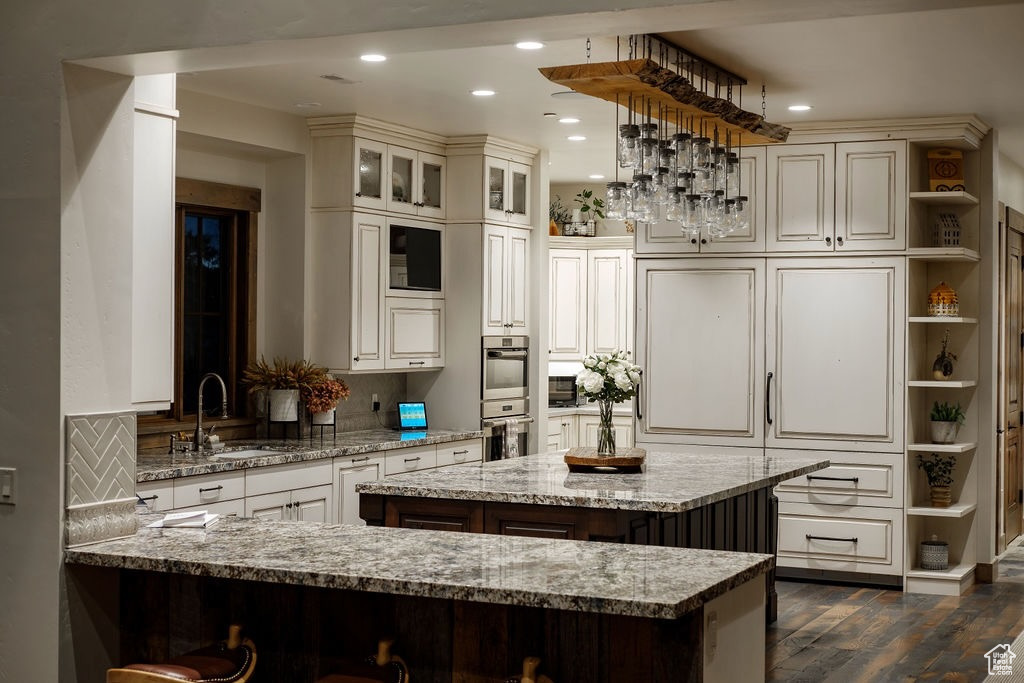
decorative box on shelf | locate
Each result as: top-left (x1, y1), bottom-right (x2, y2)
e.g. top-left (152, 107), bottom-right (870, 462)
top-left (927, 281), bottom-right (959, 317)
top-left (928, 148), bottom-right (965, 192)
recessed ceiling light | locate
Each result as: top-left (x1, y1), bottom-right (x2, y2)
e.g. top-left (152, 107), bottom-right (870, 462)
top-left (542, 112), bottom-right (558, 118)
top-left (294, 102), bottom-right (322, 109)
top-left (788, 104), bottom-right (813, 112)
top-left (471, 89), bottom-right (496, 97)
top-left (360, 54), bottom-right (387, 62)
top-left (588, 174), bottom-right (605, 180)
top-left (516, 41), bottom-right (544, 50)
top-left (567, 135), bottom-right (586, 141)
top-left (558, 117), bottom-right (580, 124)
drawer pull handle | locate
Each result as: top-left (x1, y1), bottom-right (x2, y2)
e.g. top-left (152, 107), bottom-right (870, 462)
top-left (351, 456), bottom-right (370, 463)
top-left (453, 450), bottom-right (469, 455)
top-left (806, 475), bottom-right (860, 483)
top-left (137, 494), bottom-right (159, 502)
top-left (199, 485), bottom-right (224, 493)
top-left (404, 457), bottom-right (421, 463)
top-left (409, 361), bottom-right (426, 366)
top-left (806, 534), bottom-right (858, 543)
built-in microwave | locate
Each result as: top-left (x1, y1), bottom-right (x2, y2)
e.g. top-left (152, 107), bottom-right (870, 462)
top-left (548, 375), bottom-right (579, 407)
top-left (387, 218), bottom-right (443, 296)
top-left (481, 336), bottom-right (528, 403)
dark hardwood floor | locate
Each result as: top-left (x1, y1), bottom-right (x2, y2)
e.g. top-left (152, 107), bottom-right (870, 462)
top-left (768, 543), bottom-right (1024, 682)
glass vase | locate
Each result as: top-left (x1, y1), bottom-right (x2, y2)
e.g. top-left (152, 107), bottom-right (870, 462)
top-left (597, 399), bottom-right (616, 456)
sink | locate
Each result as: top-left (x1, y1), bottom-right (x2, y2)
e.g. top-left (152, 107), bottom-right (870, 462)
top-left (211, 448), bottom-right (286, 459)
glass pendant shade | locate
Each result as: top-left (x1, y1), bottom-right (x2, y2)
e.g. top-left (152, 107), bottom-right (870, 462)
top-left (617, 125), bottom-right (640, 169)
top-left (605, 181), bottom-right (627, 219)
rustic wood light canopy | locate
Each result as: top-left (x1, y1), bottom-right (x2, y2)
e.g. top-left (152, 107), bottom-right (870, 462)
top-left (539, 58), bottom-right (790, 145)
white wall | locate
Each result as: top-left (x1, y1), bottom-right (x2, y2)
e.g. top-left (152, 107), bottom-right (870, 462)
top-left (1000, 152), bottom-right (1024, 212)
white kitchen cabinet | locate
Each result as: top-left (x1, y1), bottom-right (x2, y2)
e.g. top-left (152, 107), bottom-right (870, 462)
top-left (766, 143), bottom-right (836, 252)
top-left (333, 453), bottom-right (385, 525)
top-left (310, 211), bottom-right (386, 372)
top-left (634, 256), bottom-right (904, 453)
top-left (547, 414), bottom-right (577, 450)
top-left (172, 470), bottom-right (246, 509)
top-left (386, 145), bottom-right (446, 219)
top-left (483, 157), bottom-right (531, 226)
top-left (436, 439), bottom-right (483, 467)
top-left (135, 480), bottom-right (174, 513)
top-left (636, 146), bottom-right (767, 255)
top-left (835, 140), bottom-right (907, 251)
top-left (578, 413), bottom-right (634, 449)
top-left (777, 501), bottom-right (904, 577)
top-left (384, 297), bottom-right (444, 369)
top-left (244, 484), bottom-right (333, 522)
top-left (635, 258), bottom-right (766, 448)
top-left (548, 238), bottom-right (634, 363)
top-left (384, 444), bottom-right (438, 475)
top-left (351, 137), bottom-right (388, 213)
top-left (482, 224), bottom-right (530, 335)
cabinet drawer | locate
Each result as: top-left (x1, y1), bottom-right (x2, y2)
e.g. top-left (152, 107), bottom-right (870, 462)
top-left (774, 451), bottom-right (903, 508)
top-left (385, 445), bottom-right (437, 475)
top-left (173, 471), bottom-right (245, 509)
top-left (778, 502), bottom-right (903, 574)
top-left (436, 440), bottom-right (482, 467)
top-left (334, 452), bottom-right (384, 471)
top-left (245, 459), bottom-right (333, 497)
top-left (174, 498), bottom-right (245, 518)
top-left (136, 480), bottom-right (174, 512)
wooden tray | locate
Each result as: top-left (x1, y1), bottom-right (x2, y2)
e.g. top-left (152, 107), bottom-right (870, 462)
top-left (564, 446), bottom-right (646, 473)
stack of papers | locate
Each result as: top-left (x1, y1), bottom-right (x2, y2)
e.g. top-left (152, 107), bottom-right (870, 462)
top-left (147, 510), bottom-right (219, 528)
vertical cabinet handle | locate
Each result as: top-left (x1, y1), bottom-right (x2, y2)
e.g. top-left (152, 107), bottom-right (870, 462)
top-left (765, 372), bottom-right (774, 425)
top-left (635, 370), bottom-right (643, 421)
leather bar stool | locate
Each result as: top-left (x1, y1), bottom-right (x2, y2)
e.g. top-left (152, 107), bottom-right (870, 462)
top-left (315, 638), bottom-right (408, 683)
top-left (107, 624), bottom-right (257, 683)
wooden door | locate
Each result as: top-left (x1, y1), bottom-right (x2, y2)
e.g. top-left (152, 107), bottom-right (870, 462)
top-left (338, 462), bottom-right (381, 525)
top-left (765, 257), bottom-right (905, 452)
top-left (548, 249), bottom-right (588, 361)
top-left (587, 249), bottom-right (628, 356)
top-left (1004, 208), bottom-right (1024, 544)
top-left (634, 258), bottom-right (765, 447)
top-left (766, 144), bottom-right (835, 252)
top-left (835, 141), bottom-right (907, 252)
top-left (507, 227), bottom-right (530, 332)
top-left (481, 224), bottom-right (508, 334)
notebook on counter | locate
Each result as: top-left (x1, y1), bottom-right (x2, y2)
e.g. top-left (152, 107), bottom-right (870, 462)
top-left (147, 510), bottom-right (220, 528)
top-left (397, 401), bottom-right (428, 430)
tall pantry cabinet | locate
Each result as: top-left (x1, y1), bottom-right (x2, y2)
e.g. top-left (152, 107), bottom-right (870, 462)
top-left (633, 118), bottom-right (994, 594)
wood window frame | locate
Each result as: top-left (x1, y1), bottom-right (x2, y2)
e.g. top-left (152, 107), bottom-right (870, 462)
top-left (137, 178), bottom-right (260, 448)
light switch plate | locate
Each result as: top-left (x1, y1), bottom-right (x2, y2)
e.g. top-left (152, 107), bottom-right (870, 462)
top-left (0, 467), bottom-right (15, 505)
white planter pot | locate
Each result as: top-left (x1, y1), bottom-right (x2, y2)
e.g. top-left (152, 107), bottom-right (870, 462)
top-left (930, 420), bottom-right (960, 444)
top-left (311, 408), bottom-right (336, 425)
top-left (268, 389), bottom-right (299, 422)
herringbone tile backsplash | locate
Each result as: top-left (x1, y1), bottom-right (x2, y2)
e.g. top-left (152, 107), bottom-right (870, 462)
top-left (66, 412), bottom-right (136, 507)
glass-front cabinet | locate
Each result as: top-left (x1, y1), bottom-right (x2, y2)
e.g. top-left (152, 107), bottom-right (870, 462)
top-left (353, 139), bottom-right (388, 213)
top-left (387, 146), bottom-right (446, 219)
top-left (484, 157), bottom-right (530, 226)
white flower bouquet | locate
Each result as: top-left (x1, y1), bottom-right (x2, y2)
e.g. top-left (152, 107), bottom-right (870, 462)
top-left (575, 350), bottom-right (641, 403)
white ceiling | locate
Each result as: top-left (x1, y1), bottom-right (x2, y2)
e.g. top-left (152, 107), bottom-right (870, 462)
top-left (173, 1), bottom-right (1024, 183)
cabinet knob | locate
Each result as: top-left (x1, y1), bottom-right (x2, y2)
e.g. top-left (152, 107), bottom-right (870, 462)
top-left (825, 236), bottom-right (832, 246)
top-left (700, 238), bottom-right (707, 245)
top-left (353, 356), bottom-right (360, 361)
top-left (836, 236), bottom-right (844, 246)
top-left (691, 238), bottom-right (698, 245)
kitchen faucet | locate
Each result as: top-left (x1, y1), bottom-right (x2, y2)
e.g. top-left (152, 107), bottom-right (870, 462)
top-left (194, 372), bottom-right (229, 452)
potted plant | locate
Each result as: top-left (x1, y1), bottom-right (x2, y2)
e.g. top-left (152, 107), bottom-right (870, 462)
top-left (549, 195), bottom-right (572, 235)
top-left (916, 453), bottom-right (957, 507)
top-left (932, 328), bottom-right (957, 380)
top-left (242, 357), bottom-right (327, 422)
top-left (303, 376), bottom-right (351, 424)
top-left (572, 189), bottom-right (605, 230)
top-left (929, 400), bottom-right (965, 444)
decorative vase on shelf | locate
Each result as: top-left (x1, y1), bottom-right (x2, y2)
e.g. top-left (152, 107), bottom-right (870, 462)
top-left (268, 389), bottom-right (299, 422)
top-left (596, 399), bottom-right (616, 456)
top-left (932, 328), bottom-right (957, 380)
top-left (930, 421), bottom-right (960, 444)
top-left (929, 485), bottom-right (953, 508)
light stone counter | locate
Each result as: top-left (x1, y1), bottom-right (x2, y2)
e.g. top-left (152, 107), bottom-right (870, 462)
top-left (358, 450), bottom-right (829, 513)
top-left (64, 516), bottom-right (772, 620)
top-left (136, 428), bottom-right (484, 482)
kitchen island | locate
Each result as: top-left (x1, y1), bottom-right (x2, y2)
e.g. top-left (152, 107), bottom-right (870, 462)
top-left (358, 450), bottom-right (829, 622)
top-left (66, 517), bottom-right (772, 682)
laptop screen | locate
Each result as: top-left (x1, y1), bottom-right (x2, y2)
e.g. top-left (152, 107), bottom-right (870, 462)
top-left (397, 401), bottom-right (428, 430)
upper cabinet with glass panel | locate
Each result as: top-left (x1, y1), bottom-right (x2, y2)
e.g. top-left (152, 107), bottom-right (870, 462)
top-left (483, 157), bottom-right (531, 226)
top-left (308, 116), bottom-right (446, 220)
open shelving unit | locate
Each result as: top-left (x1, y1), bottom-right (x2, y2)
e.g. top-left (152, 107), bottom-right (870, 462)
top-left (904, 137), bottom-right (983, 596)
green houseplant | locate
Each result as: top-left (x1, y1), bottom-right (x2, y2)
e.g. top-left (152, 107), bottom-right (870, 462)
top-left (573, 189), bottom-right (605, 222)
top-left (929, 400), bottom-right (965, 444)
top-left (916, 453), bottom-right (957, 507)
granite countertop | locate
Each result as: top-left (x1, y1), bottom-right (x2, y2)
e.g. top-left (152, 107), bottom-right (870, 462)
top-left (64, 516), bottom-right (772, 620)
top-left (137, 428), bottom-right (484, 483)
top-left (358, 451), bottom-right (829, 512)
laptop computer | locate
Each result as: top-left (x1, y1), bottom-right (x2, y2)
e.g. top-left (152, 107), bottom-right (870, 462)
top-left (396, 401), bottom-right (428, 431)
